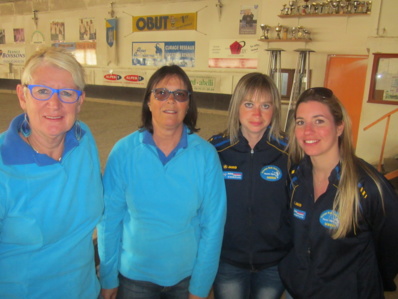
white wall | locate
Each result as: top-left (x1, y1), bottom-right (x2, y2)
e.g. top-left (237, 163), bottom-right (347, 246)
top-left (0, 0), bottom-right (397, 164)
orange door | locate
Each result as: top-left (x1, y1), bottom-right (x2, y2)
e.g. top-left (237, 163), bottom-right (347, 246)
top-left (324, 55), bottom-right (368, 147)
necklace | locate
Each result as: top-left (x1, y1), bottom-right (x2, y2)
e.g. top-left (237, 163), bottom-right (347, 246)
top-left (26, 137), bottom-right (62, 161)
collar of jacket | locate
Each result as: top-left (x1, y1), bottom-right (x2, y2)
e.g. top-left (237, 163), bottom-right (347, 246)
top-left (292, 156), bottom-right (341, 189)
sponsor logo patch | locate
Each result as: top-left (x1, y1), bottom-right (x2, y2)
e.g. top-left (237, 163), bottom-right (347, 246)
top-left (223, 171), bottom-right (243, 180)
top-left (293, 208), bottom-right (306, 220)
top-left (260, 165), bottom-right (282, 181)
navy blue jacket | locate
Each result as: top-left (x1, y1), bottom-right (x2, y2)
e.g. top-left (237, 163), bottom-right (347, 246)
top-left (209, 130), bottom-right (291, 270)
top-left (279, 157), bottom-right (398, 299)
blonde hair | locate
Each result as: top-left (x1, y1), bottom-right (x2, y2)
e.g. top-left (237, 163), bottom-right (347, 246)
top-left (227, 72), bottom-right (283, 143)
top-left (287, 88), bottom-right (384, 239)
top-left (21, 47), bottom-right (85, 90)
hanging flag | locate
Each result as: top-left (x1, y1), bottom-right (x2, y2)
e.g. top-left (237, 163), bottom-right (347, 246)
top-left (106, 18), bottom-right (117, 65)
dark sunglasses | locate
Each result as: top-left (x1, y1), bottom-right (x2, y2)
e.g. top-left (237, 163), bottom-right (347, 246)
top-left (151, 88), bottom-right (190, 103)
top-left (306, 87), bottom-right (334, 98)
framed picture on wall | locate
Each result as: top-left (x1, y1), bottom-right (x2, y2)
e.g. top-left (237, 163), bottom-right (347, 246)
top-left (368, 53), bottom-right (398, 105)
top-left (13, 28), bottom-right (25, 43)
top-left (280, 68), bottom-right (294, 100)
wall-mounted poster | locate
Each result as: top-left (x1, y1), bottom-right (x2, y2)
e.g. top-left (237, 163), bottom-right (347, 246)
top-left (52, 42), bottom-right (97, 66)
top-left (190, 75), bottom-right (218, 92)
top-left (0, 29), bottom-right (5, 44)
top-left (209, 39), bottom-right (259, 69)
top-left (13, 28), bottom-right (25, 43)
top-left (132, 41), bottom-right (195, 67)
top-left (239, 5), bottom-right (258, 35)
top-left (0, 47), bottom-right (26, 64)
top-left (79, 18), bottom-right (96, 41)
top-left (50, 21), bottom-right (65, 41)
top-left (132, 13), bottom-right (197, 32)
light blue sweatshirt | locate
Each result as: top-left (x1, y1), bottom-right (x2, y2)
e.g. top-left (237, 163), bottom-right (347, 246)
top-left (0, 114), bottom-right (104, 299)
top-left (98, 127), bottom-right (226, 298)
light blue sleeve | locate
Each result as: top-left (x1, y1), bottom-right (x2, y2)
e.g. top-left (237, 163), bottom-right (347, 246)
top-left (0, 185), bottom-right (4, 236)
top-left (97, 142), bottom-right (128, 289)
top-left (189, 146), bottom-right (227, 297)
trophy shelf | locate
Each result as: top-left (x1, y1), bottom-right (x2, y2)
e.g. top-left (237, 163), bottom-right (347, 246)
top-left (278, 12), bottom-right (369, 18)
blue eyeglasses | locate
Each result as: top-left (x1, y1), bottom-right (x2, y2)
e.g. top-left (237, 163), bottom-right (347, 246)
top-left (151, 88), bottom-right (191, 103)
top-left (25, 84), bottom-right (83, 104)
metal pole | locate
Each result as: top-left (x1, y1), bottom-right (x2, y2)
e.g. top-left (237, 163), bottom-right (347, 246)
top-left (284, 48), bottom-right (315, 131)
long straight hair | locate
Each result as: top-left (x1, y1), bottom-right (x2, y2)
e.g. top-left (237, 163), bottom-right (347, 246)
top-left (226, 72), bottom-right (283, 143)
top-left (287, 88), bottom-right (384, 239)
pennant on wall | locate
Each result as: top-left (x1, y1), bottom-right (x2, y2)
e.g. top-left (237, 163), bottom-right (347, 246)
top-left (106, 18), bottom-right (117, 65)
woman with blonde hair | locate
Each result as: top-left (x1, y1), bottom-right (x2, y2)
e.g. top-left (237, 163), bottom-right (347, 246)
top-left (0, 47), bottom-right (103, 298)
top-left (279, 87), bottom-right (398, 298)
top-left (209, 72), bottom-right (290, 299)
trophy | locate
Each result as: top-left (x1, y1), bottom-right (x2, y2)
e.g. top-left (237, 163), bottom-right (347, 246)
top-left (366, 1), bottom-right (372, 13)
top-left (280, 5), bottom-right (285, 15)
top-left (282, 27), bottom-right (289, 39)
top-left (325, 0), bottom-right (332, 14)
top-left (353, 0), bottom-right (360, 13)
top-left (345, 0), bottom-right (352, 13)
top-left (291, 26), bottom-right (297, 39)
top-left (339, 1), bottom-right (346, 14)
top-left (318, 2), bottom-right (325, 14)
top-left (275, 24), bottom-right (283, 39)
top-left (359, 1), bottom-right (366, 13)
top-left (289, 1), bottom-right (296, 15)
top-left (283, 4), bottom-right (290, 15)
top-left (302, 0), bottom-right (310, 14)
top-left (313, 2), bottom-right (320, 14)
top-left (303, 28), bottom-right (311, 40)
top-left (260, 24), bottom-right (270, 40)
top-left (296, 26), bottom-right (304, 39)
top-left (331, 1), bottom-right (340, 14)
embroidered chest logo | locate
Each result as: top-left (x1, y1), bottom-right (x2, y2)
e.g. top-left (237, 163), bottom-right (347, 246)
top-left (260, 165), bottom-right (282, 181)
top-left (319, 210), bottom-right (340, 229)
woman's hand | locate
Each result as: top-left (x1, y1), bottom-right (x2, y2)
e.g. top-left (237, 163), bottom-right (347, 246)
top-left (100, 287), bottom-right (118, 299)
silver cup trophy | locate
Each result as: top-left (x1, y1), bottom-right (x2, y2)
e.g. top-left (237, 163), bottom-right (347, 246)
top-left (275, 24), bottom-right (283, 39)
top-left (260, 24), bottom-right (270, 40)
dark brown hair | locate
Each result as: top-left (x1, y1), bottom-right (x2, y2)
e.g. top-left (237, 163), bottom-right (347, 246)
top-left (140, 65), bottom-right (198, 134)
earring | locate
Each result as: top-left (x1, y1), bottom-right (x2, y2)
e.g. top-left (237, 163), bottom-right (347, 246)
top-left (74, 120), bottom-right (82, 141)
top-left (20, 113), bottom-right (31, 137)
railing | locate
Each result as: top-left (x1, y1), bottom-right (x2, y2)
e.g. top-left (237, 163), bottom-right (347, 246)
top-left (363, 108), bottom-right (398, 180)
